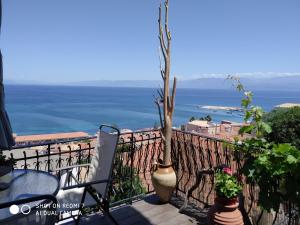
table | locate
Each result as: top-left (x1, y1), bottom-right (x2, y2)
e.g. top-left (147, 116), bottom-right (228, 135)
top-left (0, 169), bottom-right (59, 221)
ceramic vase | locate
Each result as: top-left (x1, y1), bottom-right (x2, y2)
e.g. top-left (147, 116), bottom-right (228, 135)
top-left (151, 164), bottom-right (176, 203)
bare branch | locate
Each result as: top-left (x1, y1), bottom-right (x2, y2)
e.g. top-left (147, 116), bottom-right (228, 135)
top-left (164, 0), bottom-right (170, 42)
top-left (154, 97), bottom-right (164, 129)
top-left (156, 0), bottom-right (175, 166)
top-left (170, 76), bottom-right (177, 112)
top-left (158, 46), bottom-right (165, 80)
top-left (157, 88), bottom-right (164, 99)
top-left (159, 130), bottom-right (166, 142)
top-left (167, 95), bottom-right (171, 113)
top-left (158, 3), bottom-right (167, 56)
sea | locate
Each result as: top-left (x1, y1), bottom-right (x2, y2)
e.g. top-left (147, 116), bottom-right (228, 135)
top-left (5, 85), bottom-right (300, 135)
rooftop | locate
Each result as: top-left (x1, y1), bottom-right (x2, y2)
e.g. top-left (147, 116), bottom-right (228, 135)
top-left (14, 132), bottom-right (90, 143)
top-left (187, 120), bottom-right (216, 128)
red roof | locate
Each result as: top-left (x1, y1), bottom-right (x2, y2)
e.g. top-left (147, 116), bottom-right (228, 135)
top-left (15, 132), bottom-right (89, 143)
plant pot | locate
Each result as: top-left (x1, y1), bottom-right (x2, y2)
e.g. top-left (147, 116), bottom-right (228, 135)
top-left (208, 197), bottom-right (244, 225)
top-left (151, 164), bottom-right (176, 203)
top-left (0, 165), bottom-right (13, 191)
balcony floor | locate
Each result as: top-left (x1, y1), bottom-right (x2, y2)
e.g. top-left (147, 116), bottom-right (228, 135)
top-left (60, 194), bottom-right (208, 225)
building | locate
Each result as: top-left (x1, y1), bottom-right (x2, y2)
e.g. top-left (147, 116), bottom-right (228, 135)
top-left (14, 131), bottom-right (90, 146)
top-left (185, 120), bottom-right (220, 135)
top-left (184, 119), bottom-right (247, 141)
top-left (220, 120), bottom-right (244, 136)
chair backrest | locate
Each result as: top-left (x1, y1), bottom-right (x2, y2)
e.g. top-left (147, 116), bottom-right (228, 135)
top-left (86, 125), bottom-right (120, 199)
top-left (0, 194), bottom-right (57, 225)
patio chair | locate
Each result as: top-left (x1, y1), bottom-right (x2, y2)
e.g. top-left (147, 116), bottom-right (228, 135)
top-left (55, 125), bottom-right (120, 225)
top-left (0, 194), bottom-right (57, 225)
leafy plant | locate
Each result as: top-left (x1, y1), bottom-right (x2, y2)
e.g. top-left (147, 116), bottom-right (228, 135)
top-left (110, 148), bottom-right (146, 204)
top-left (263, 107), bottom-right (300, 149)
top-left (229, 75), bottom-right (300, 213)
top-left (189, 115), bottom-right (212, 122)
top-left (215, 167), bottom-right (242, 199)
top-left (0, 152), bottom-right (15, 166)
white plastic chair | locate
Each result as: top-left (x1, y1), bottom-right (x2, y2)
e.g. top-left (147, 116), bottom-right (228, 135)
top-left (55, 125), bottom-right (120, 225)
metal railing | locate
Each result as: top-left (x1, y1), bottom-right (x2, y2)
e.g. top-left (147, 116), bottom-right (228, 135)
top-left (6, 129), bottom-right (298, 225)
top-left (172, 129), bottom-right (299, 225)
top-left (6, 130), bottom-right (163, 206)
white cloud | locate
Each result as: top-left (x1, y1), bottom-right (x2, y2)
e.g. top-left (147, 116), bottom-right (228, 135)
top-left (178, 72), bottom-right (300, 80)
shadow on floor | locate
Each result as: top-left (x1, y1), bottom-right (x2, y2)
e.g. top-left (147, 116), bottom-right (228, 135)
top-left (60, 194), bottom-right (207, 225)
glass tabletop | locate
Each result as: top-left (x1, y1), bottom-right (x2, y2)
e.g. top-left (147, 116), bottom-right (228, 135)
top-left (0, 169), bottom-right (59, 220)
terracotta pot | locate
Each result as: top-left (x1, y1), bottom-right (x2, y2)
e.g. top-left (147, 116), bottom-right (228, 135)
top-left (208, 197), bottom-right (244, 225)
top-left (151, 164), bottom-right (176, 203)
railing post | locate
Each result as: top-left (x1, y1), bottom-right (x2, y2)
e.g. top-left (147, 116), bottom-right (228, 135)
top-left (23, 151), bottom-right (27, 169)
top-left (130, 132), bottom-right (134, 204)
top-left (10, 152), bottom-right (14, 170)
top-left (47, 144), bottom-right (51, 172)
top-left (77, 144), bottom-right (82, 181)
top-left (36, 150), bottom-right (40, 171)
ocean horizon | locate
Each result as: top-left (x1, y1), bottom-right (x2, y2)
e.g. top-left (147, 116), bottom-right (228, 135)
top-left (5, 84), bottom-right (300, 136)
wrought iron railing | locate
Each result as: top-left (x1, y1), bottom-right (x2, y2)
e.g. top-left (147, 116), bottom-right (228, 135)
top-left (6, 130), bottom-right (163, 206)
top-left (6, 129), bottom-right (298, 225)
top-left (172, 129), bottom-right (299, 225)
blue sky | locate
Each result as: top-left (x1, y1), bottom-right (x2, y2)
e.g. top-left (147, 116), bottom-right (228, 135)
top-left (1, 0), bottom-right (300, 83)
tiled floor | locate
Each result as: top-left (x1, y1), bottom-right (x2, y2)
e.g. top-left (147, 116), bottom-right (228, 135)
top-left (60, 195), bottom-right (207, 225)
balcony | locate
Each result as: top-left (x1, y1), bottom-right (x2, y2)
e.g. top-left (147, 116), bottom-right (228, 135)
top-left (5, 129), bottom-right (297, 225)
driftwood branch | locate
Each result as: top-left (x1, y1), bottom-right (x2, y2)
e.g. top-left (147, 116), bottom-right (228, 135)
top-left (170, 77), bottom-right (177, 113)
top-left (155, 0), bottom-right (176, 166)
top-left (158, 3), bottom-right (167, 60)
top-left (157, 88), bottom-right (164, 99)
top-left (154, 97), bottom-right (164, 129)
top-left (158, 46), bottom-right (165, 80)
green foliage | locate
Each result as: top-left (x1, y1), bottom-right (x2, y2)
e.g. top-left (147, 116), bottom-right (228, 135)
top-left (116, 144), bottom-right (131, 153)
top-left (180, 125), bottom-right (186, 131)
top-left (110, 165), bottom-right (146, 203)
top-left (189, 115), bottom-right (212, 122)
top-left (229, 75), bottom-right (300, 212)
top-left (200, 115), bottom-right (212, 122)
top-left (263, 107), bottom-right (300, 149)
top-left (215, 169), bottom-right (242, 199)
top-left (228, 76), bottom-right (271, 138)
top-left (110, 148), bottom-right (146, 204)
top-left (0, 152), bottom-right (15, 166)
top-left (242, 143), bottom-right (300, 211)
top-left (189, 116), bottom-right (196, 122)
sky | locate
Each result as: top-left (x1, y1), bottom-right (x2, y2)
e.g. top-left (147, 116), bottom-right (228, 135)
top-left (1, 0), bottom-right (300, 83)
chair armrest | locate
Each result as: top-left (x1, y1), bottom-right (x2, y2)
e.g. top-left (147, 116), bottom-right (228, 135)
top-left (62, 179), bottom-right (110, 190)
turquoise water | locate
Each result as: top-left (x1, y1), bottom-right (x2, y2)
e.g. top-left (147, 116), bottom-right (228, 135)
top-left (5, 85), bottom-right (300, 135)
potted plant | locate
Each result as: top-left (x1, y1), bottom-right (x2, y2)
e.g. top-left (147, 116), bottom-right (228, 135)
top-left (151, 0), bottom-right (177, 203)
top-left (208, 167), bottom-right (244, 225)
top-left (0, 152), bottom-right (15, 190)
top-left (229, 76), bottom-right (300, 223)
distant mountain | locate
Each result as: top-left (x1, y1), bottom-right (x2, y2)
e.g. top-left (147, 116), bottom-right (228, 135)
top-left (5, 76), bottom-right (300, 90)
top-left (178, 76), bottom-right (300, 90)
top-left (67, 80), bottom-right (162, 88)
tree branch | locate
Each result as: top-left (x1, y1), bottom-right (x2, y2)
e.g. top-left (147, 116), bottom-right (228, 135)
top-left (157, 88), bottom-right (164, 99)
top-left (158, 46), bottom-right (165, 80)
top-left (171, 76), bottom-right (177, 112)
top-left (158, 3), bottom-right (167, 58)
top-left (154, 97), bottom-right (164, 129)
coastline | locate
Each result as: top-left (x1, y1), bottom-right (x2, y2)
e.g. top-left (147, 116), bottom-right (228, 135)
top-left (201, 105), bottom-right (243, 112)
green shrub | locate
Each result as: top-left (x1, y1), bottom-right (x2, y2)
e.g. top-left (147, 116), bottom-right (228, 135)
top-left (263, 107), bottom-right (300, 149)
top-left (215, 168), bottom-right (242, 199)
